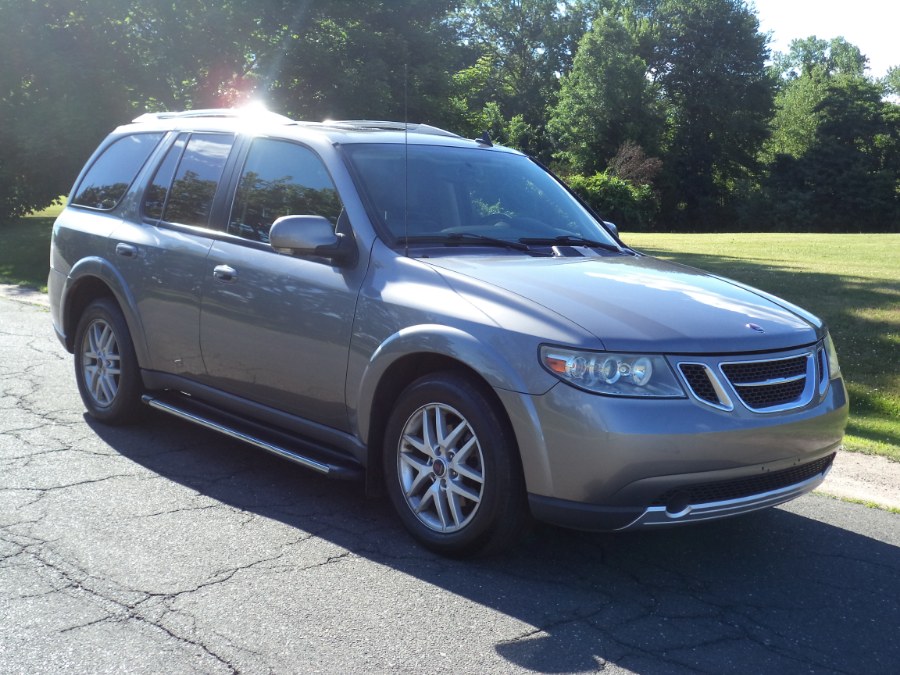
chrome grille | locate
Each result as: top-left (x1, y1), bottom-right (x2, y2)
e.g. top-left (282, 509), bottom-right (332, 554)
top-left (720, 355), bottom-right (807, 383)
top-left (677, 349), bottom-right (818, 413)
top-left (733, 378), bottom-right (806, 409)
top-left (721, 353), bottom-right (814, 411)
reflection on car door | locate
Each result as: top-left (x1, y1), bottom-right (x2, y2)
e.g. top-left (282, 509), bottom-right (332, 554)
top-left (112, 132), bottom-right (235, 376)
top-left (198, 138), bottom-right (364, 431)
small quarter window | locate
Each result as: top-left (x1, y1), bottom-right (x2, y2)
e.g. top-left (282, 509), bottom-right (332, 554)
top-left (228, 138), bottom-right (342, 243)
top-left (72, 133), bottom-right (163, 210)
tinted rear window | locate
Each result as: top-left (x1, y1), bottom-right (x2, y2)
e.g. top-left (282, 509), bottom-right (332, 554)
top-left (161, 134), bottom-right (234, 227)
top-left (72, 133), bottom-right (164, 210)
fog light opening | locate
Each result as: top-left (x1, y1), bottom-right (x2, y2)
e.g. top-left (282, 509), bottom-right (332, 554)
top-left (665, 492), bottom-right (692, 518)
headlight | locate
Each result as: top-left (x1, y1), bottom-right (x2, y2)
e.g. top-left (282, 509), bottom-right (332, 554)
top-left (540, 346), bottom-right (685, 397)
top-left (824, 332), bottom-right (842, 379)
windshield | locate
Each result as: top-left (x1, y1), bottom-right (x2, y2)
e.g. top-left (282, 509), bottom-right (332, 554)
top-left (342, 143), bottom-right (618, 249)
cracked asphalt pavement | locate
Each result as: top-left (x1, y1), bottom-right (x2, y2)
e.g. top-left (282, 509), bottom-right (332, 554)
top-left (1, 296), bottom-right (898, 674)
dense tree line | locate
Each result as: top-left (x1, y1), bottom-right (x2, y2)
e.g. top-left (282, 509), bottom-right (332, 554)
top-left (1, 0), bottom-right (897, 231)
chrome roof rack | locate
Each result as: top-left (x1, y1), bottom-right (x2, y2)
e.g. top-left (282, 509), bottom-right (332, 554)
top-left (129, 110), bottom-right (460, 138)
top-left (322, 120), bottom-right (460, 138)
top-left (132, 108), bottom-right (295, 124)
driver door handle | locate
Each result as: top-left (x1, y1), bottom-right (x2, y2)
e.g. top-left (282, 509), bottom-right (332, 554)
top-left (213, 265), bottom-right (238, 283)
top-left (115, 243), bottom-right (137, 258)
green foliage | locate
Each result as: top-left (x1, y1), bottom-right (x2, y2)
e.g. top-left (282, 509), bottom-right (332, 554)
top-left (761, 51), bottom-right (899, 232)
top-left (646, 0), bottom-right (774, 230)
top-left (453, 1), bottom-right (582, 108)
top-left (773, 36), bottom-right (868, 80)
top-left (764, 73), bottom-right (828, 160)
top-left (549, 12), bottom-right (661, 174)
top-left (565, 172), bottom-right (658, 229)
top-left (261, 1), bottom-right (461, 125)
top-left (549, 0), bottom-right (776, 229)
top-left (450, 0), bottom-right (588, 158)
top-left (885, 67), bottom-right (900, 97)
top-left (0, 0), bottom-right (135, 219)
top-left (0, 0), bottom-right (894, 232)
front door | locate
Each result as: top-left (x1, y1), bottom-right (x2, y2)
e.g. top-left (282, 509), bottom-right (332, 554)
top-left (198, 138), bottom-right (364, 431)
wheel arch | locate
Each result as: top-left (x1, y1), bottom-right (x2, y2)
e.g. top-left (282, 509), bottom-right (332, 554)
top-left (355, 325), bottom-right (531, 495)
top-left (374, 361), bottom-right (531, 554)
top-left (61, 257), bottom-right (150, 367)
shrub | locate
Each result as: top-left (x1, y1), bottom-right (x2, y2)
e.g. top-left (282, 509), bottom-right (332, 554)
top-left (565, 171), bottom-right (658, 230)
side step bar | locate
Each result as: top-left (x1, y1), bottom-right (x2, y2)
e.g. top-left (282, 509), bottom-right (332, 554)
top-left (142, 393), bottom-right (363, 480)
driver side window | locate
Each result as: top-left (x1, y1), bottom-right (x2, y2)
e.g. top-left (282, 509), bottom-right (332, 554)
top-left (228, 139), bottom-right (342, 243)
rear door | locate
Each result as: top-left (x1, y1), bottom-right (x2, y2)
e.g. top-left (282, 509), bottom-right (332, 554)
top-left (198, 137), bottom-right (365, 431)
top-left (111, 131), bottom-right (237, 376)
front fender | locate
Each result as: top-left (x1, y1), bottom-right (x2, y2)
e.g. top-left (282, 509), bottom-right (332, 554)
top-left (352, 322), bottom-right (555, 446)
top-left (61, 256), bottom-right (150, 368)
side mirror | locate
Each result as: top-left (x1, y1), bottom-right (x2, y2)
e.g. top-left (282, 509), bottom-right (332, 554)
top-left (269, 215), bottom-right (356, 266)
top-left (602, 220), bottom-right (619, 238)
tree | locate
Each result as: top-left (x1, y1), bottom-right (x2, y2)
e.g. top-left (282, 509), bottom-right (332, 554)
top-left (645, 0), bottom-right (774, 229)
top-left (0, 0), bottom-right (275, 221)
top-left (884, 66), bottom-right (900, 98)
top-left (548, 0), bottom-right (773, 229)
top-left (0, 0), bottom-right (461, 221)
top-left (761, 36), bottom-right (899, 231)
top-left (548, 11), bottom-right (661, 175)
top-left (773, 36), bottom-right (868, 80)
top-left (450, 0), bottom-right (588, 157)
top-left (764, 78), bottom-right (899, 231)
top-left (259, 1), bottom-right (462, 125)
top-left (0, 0), bottom-right (136, 219)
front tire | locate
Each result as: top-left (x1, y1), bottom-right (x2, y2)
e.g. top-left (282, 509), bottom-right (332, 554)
top-left (383, 372), bottom-right (528, 556)
top-left (73, 298), bottom-right (143, 424)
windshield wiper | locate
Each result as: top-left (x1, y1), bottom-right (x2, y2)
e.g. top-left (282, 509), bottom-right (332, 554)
top-left (397, 233), bottom-right (546, 254)
top-left (519, 235), bottom-right (623, 253)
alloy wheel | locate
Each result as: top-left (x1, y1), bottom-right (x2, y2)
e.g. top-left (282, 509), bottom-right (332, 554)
top-left (396, 402), bottom-right (486, 533)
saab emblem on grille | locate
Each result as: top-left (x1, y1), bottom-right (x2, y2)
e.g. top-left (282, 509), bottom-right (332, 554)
top-left (746, 323), bottom-right (765, 333)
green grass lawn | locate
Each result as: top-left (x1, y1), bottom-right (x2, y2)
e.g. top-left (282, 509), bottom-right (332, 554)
top-left (2, 212), bottom-right (897, 461)
top-left (0, 199), bottom-right (65, 291)
top-left (626, 232), bottom-right (900, 462)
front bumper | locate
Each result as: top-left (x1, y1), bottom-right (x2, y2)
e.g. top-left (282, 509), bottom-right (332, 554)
top-left (497, 373), bottom-right (848, 531)
top-left (528, 451), bottom-right (835, 531)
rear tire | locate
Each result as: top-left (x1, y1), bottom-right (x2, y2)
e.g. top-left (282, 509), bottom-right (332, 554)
top-left (383, 372), bottom-right (528, 556)
top-left (73, 298), bottom-right (143, 424)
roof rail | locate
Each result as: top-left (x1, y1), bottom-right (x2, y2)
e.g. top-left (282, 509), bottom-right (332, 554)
top-left (132, 108), bottom-right (295, 124)
top-left (323, 120), bottom-right (460, 138)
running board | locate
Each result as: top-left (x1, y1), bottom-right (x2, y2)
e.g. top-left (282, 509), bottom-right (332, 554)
top-left (142, 393), bottom-right (363, 480)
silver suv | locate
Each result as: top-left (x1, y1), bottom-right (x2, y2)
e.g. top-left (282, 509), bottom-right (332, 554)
top-left (50, 109), bottom-right (848, 555)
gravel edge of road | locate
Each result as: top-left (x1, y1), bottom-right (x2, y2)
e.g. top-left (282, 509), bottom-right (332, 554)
top-left (3, 283), bottom-right (896, 513)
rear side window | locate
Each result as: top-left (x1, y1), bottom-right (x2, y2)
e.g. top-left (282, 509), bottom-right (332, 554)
top-left (228, 138), bottom-right (342, 242)
top-left (143, 134), bottom-right (188, 221)
top-left (72, 133), bottom-right (164, 210)
top-left (143, 133), bottom-right (234, 228)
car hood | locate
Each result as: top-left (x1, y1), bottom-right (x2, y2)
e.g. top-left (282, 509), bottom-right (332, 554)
top-left (424, 253), bottom-right (820, 353)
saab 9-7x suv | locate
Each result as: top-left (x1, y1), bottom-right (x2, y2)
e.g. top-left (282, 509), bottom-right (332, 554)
top-left (49, 109), bottom-right (848, 555)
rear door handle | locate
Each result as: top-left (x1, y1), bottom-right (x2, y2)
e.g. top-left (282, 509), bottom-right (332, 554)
top-left (213, 265), bottom-right (238, 282)
top-left (115, 243), bottom-right (137, 258)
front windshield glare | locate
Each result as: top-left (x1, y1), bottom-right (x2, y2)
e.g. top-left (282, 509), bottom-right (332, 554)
top-left (343, 143), bottom-right (617, 248)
